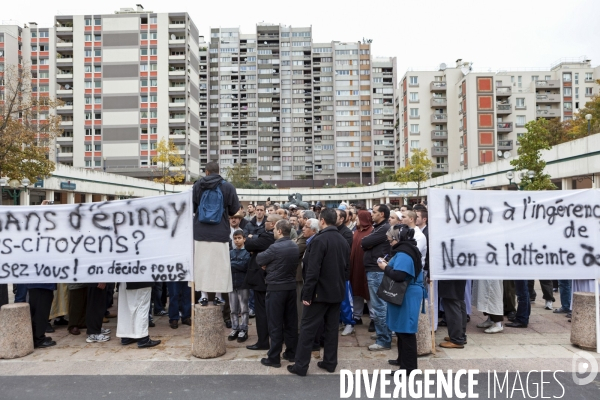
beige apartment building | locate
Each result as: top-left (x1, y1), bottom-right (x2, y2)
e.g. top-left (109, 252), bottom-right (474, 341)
top-left (204, 25), bottom-right (397, 185)
top-left (399, 57), bottom-right (600, 174)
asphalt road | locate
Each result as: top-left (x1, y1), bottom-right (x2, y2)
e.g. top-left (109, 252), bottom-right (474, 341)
top-left (1, 373), bottom-right (599, 399)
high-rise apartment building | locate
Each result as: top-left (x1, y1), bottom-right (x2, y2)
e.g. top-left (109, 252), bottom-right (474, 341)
top-left (204, 25), bottom-right (397, 185)
top-left (49, 6), bottom-right (202, 180)
top-left (400, 58), bottom-right (599, 174)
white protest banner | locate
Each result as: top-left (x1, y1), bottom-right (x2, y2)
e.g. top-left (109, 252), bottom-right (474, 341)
top-left (429, 189), bottom-right (600, 280)
top-left (0, 192), bottom-right (193, 284)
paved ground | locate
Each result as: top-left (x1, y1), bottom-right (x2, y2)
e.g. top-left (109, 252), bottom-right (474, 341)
top-left (1, 283), bottom-right (598, 378)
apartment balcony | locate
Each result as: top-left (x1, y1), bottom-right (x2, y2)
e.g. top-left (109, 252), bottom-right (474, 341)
top-left (60, 120), bottom-right (73, 126)
top-left (56, 104), bottom-right (73, 111)
top-left (496, 104), bottom-right (512, 115)
top-left (56, 57), bottom-right (73, 63)
top-left (431, 114), bottom-right (447, 123)
top-left (57, 89), bottom-right (73, 95)
top-left (498, 140), bottom-right (513, 151)
top-left (169, 70), bottom-right (185, 76)
top-left (168, 102), bottom-right (186, 108)
top-left (168, 23), bottom-right (187, 29)
top-left (431, 130), bottom-right (448, 139)
top-left (56, 73), bottom-right (73, 79)
top-left (430, 82), bottom-right (447, 91)
top-left (56, 26), bottom-right (73, 32)
top-left (536, 109), bottom-right (561, 118)
top-left (168, 39), bottom-right (186, 45)
top-left (430, 97), bottom-right (447, 107)
top-left (56, 41), bottom-right (73, 48)
top-left (536, 94), bottom-right (561, 103)
top-left (168, 55), bottom-right (186, 60)
top-left (496, 86), bottom-right (512, 97)
top-left (535, 80), bottom-right (560, 89)
top-left (169, 117), bottom-right (186, 124)
top-left (169, 86), bottom-right (186, 92)
top-left (497, 122), bottom-right (513, 133)
top-left (431, 146), bottom-right (448, 156)
top-left (432, 163), bottom-right (448, 173)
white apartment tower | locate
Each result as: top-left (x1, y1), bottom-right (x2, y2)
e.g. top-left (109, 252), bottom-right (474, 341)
top-left (400, 58), bottom-right (600, 174)
top-left (204, 25), bottom-right (397, 185)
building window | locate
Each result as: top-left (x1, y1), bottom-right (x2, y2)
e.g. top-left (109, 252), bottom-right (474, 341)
top-left (564, 87), bottom-right (572, 96)
top-left (575, 73), bottom-right (579, 84)
top-left (515, 98), bottom-right (525, 109)
top-left (94, 19), bottom-right (101, 26)
top-left (409, 76), bottom-right (418, 86)
top-left (562, 73), bottom-right (572, 82)
top-left (409, 108), bottom-right (419, 117)
top-left (585, 87), bottom-right (593, 96)
top-left (410, 140), bottom-right (420, 148)
top-left (516, 115), bottom-right (526, 127)
top-left (85, 19), bottom-right (92, 26)
top-left (84, 34), bottom-right (91, 41)
top-left (409, 92), bottom-right (418, 102)
top-left (410, 124), bottom-right (419, 134)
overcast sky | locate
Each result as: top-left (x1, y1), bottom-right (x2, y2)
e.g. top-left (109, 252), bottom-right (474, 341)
top-left (3, 0), bottom-right (599, 74)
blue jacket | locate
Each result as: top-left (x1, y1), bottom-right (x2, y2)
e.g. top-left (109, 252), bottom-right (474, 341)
top-left (230, 247), bottom-right (251, 289)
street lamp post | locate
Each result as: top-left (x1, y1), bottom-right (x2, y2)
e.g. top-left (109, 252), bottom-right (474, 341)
top-left (103, 156), bottom-right (107, 172)
top-left (0, 178), bottom-right (30, 205)
top-left (585, 114), bottom-right (592, 135)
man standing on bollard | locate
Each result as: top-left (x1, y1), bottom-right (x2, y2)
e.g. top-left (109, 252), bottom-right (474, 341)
top-left (193, 162), bottom-right (240, 306)
top-left (256, 220), bottom-right (299, 368)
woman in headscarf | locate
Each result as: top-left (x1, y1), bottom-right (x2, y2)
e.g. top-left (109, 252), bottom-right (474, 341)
top-left (377, 226), bottom-right (425, 377)
top-left (349, 210), bottom-right (373, 325)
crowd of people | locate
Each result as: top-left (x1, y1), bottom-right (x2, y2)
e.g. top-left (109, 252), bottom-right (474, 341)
top-left (1, 161), bottom-right (594, 377)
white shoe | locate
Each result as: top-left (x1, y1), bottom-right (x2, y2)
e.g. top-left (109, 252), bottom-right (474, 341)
top-left (544, 301), bottom-right (553, 310)
top-left (341, 325), bottom-right (355, 336)
top-left (476, 320), bottom-right (493, 329)
top-left (368, 343), bottom-right (391, 351)
top-left (86, 334), bottom-right (110, 343)
top-left (101, 328), bottom-right (111, 335)
top-left (370, 333), bottom-right (377, 340)
top-left (484, 325), bottom-right (504, 334)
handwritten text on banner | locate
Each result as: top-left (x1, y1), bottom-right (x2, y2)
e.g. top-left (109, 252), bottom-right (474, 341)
top-left (429, 189), bottom-right (600, 280)
top-left (0, 192), bottom-right (193, 283)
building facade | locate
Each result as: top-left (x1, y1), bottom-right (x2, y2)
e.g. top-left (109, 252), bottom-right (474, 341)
top-left (400, 58), bottom-right (600, 174)
top-left (203, 25), bottom-right (397, 185)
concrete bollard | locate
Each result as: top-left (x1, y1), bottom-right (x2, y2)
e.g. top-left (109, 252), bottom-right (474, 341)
top-left (191, 304), bottom-right (226, 359)
top-left (0, 303), bottom-right (34, 359)
top-left (417, 303), bottom-right (432, 356)
top-left (570, 292), bottom-right (597, 351)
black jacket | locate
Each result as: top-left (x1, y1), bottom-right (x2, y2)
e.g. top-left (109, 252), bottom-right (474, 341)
top-left (337, 223), bottom-right (353, 251)
top-left (243, 215), bottom-right (266, 236)
top-left (302, 226), bottom-right (349, 303)
top-left (256, 237), bottom-right (299, 291)
top-left (438, 280), bottom-right (466, 300)
top-left (193, 174), bottom-right (240, 243)
top-left (230, 247), bottom-right (251, 289)
top-left (361, 221), bottom-right (391, 273)
top-left (243, 229), bottom-right (275, 291)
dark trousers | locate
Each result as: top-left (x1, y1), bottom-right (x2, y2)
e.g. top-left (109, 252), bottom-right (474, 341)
top-left (503, 280), bottom-right (516, 315)
top-left (396, 333), bottom-right (418, 376)
top-left (253, 290), bottom-right (269, 348)
top-left (294, 302), bottom-right (340, 374)
top-left (105, 283), bottom-right (115, 314)
top-left (68, 288), bottom-right (87, 329)
top-left (86, 285), bottom-right (107, 335)
top-left (168, 282), bottom-right (191, 322)
top-left (266, 289), bottom-right (298, 363)
top-left (528, 280), bottom-right (554, 302)
top-left (441, 298), bottom-right (467, 345)
top-left (152, 284), bottom-right (164, 314)
top-left (515, 280), bottom-right (530, 325)
top-left (28, 288), bottom-right (54, 346)
top-left (0, 284), bottom-right (8, 307)
top-left (14, 284), bottom-right (28, 303)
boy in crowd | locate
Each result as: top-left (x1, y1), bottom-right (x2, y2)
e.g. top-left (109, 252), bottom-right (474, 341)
top-left (228, 229), bottom-right (251, 343)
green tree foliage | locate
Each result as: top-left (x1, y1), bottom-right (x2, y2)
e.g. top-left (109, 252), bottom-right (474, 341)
top-left (376, 167), bottom-right (396, 183)
top-left (395, 148), bottom-right (434, 198)
top-left (225, 162), bottom-right (255, 188)
top-left (568, 80), bottom-right (600, 137)
top-left (510, 119), bottom-right (557, 191)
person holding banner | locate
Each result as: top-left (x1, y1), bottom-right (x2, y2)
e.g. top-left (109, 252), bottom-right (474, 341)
top-left (473, 280), bottom-right (504, 334)
top-left (438, 279), bottom-right (467, 348)
top-left (193, 162), bottom-right (241, 306)
top-left (26, 283), bottom-right (57, 348)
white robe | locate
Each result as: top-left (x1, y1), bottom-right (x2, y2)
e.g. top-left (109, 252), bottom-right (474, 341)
top-left (194, 241), bottom-right (232, 292)
top-left (472, 280), bottom-right (504, 316)
top-left (116, 287), bottom-right (151, 339)
top-left (571, 279), bottom-right (600, 304)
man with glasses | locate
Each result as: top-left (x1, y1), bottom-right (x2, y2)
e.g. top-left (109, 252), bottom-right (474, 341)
top-left (244, 215), bottom-right (281, 351)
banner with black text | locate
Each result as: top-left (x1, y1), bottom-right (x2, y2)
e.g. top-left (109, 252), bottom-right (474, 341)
top-left (429, 189), bottom-right (600, 280)
top-left (0, 192), bottom-right (193, 283)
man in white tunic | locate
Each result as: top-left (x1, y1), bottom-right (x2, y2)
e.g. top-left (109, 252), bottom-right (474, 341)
top-left (473, 280), bottom-right (504, 333)
top-left (117, 282), bottom-right (161, 348)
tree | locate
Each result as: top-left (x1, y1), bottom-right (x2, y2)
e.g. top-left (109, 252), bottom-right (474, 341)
top-left (0, 66), bottom-right (61, 181)
top-left (152, 138), bottom-right (185, 194)
top-left (225, 162), bottom-right (255, 188)
top-left (376, 167), bottom-right (396, 183)
top-left (510, 119), bottom-right (557, 191)
top-left (395, 148), bottom-right (434, 199)
top-left (568, 80), bottom-right (600, 137)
